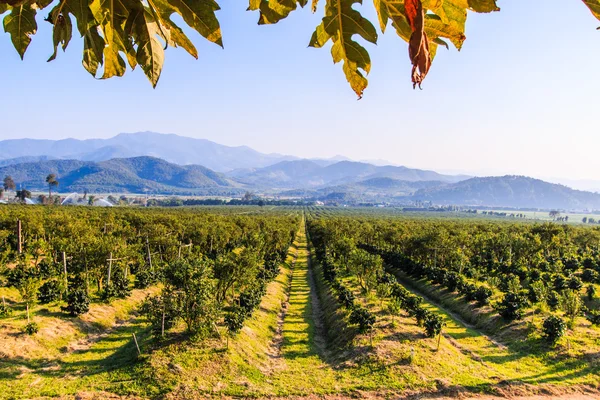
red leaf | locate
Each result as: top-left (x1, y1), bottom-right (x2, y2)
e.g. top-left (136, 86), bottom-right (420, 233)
top-left (405, 0), bottom-right (431, 89)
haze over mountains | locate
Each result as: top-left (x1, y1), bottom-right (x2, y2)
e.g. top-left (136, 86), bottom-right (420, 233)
top-left (1, 132), bottom-right (600, 210)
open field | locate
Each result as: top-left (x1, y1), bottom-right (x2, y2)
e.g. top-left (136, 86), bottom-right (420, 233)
top-left (0, 205), bottom-right (599, 399)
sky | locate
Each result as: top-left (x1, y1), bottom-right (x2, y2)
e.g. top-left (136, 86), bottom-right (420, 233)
top-left (1, 0), bottom-right (600, 185)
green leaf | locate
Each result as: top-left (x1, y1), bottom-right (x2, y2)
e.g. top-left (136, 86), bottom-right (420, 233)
top-left (51, 0), bottom-right (98, 37)
top-left (467, 0), bottom-right (499, 13)
top-left (309, 0), bottom-right (378, 98)
top-left (150, 0), bottom-right (198, 58)
top-left (89, 0), bottom-right (137, 76)
top-left (583, 0), bottom-right (600, 22)
top-left (166, 0), bottom-right (222, 47)
top-left (82, 26), bottom-right (104, 75)
top-left (129, 8), bottom-right (164, 87)
top-left (48, 12), bottom-right (72, 61)
top-left (0, 4), bottom-right (9, 14)
top-left (3, 4), bottom-right (37, 59)
top-left (253, 0), bottom-right (307, 25)
top-left (35, 0), bottom-right (53, 10)
top-left (432, 36), bottom-right (448, 49)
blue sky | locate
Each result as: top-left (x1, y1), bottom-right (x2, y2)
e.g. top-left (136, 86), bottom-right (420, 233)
top-left (1, 0), bottom-right (600, 184)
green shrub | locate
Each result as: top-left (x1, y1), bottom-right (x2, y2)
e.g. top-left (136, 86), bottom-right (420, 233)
top-left (547, 291), bottom-right (560, 311)
top-left (23, 322), bottom-right (39, 335)
top-left (585, 309), bottom-right (600, 326)
top-left (582, 269), bottom-right (599, 283)
top-left (135, 269), bottom-right (160, 289)
top-left (38, 280), bottom-right (62, 304)
top-left (349, 306), bottom-right (376, 333)
top-left (423, 313), bottom-right (444, 338)
top-left (0, 302), bottom-right (11, 318)
top-left (474, 286), bottom-right (493, 306)
top-left (542, 315), bottom-right (566, 344)
top-left (567, 276), bottom-right (583, 291)
top-left (63, 288), bottom-right (90, 316)
top-left (140, 294), bottom-right (178, 336)
top-left (587, 285), bottom-right (596, 301)
top-left (497, 292), bottom-right (527, 321)
top-left (225, 306), bottom-right (246, 336)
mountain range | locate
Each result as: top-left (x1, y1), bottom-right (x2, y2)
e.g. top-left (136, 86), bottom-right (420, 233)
top-left (2, 132), bottom-right (600, 210)
top-left (0, 132), bottom-right (294, 172)
top-left (0, 157), bottom-right (243, 195)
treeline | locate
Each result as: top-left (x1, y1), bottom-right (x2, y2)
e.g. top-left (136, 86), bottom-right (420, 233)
top-left (146, 198), bottom-right (315, 207)
top-left (0, 206), bottom-right (299, 338)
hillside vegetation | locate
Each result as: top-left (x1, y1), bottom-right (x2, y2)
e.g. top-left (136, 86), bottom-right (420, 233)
top-left (0, 156), bottom-right (243, 194)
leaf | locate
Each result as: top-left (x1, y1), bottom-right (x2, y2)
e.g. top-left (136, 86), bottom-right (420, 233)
top-left (89, 0), bottom-right (137, 76)
top-left (35, 0), bottom-right (53, 10)
top-left (47, 12), bottom-right (72, 61)
top-left (467, 0), bottom-right (499, 13)
top-left (59, 0), bottom-right (98, 37)
top-left (405, 0), bottom-right (431, 88)
top-left (309, 0), bottom-right (378, 98)
top-left (166, 0), bottom-right (222, 47)
top-left (311, 0), bottom-right (318, 12)
top-left (0, 3), bottom-right (8, 14)
top-left (432, 36), bottom-right (448, 49)
top-left (128, 8), bottom-right (164, 87)
top-left (82, 25), bottom-right (104, 75)
top-left (3, 4), bottom-right (37, 59)
top-left (253, 0), bottom-right (306, 24)
top-left (583, 0), bottom-right (600, 22)
top-left (150, 0), bottom-right (198, 58)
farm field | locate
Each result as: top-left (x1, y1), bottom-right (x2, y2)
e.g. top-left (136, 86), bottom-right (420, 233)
top-left (0, 205), bottom-right (599, 399)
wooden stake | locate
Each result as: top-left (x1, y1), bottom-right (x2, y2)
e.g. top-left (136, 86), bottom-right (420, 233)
top-left (146, 236), bottom-right (153, 272)
top-left (17, 219), bottom-right (22, 254)
top-left (26, 303), bottom-right (30, 324)
top-left (132, 333), bottom-right (141, 355)
top-left (62, 252), bottom-right (69, 296)
top-left (437, 330), bottom-right (442, 352)
top-left (161, 306), bottom-right (166, 337)
top-left (2, 296), bottom-right (5, 308)
top-left (107, 252), bottom-right (112, 286)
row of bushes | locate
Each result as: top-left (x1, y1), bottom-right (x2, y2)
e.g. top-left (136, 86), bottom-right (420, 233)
top-left (224, 255), bottom-right (285, 337)
top-left (313, 244), bottom-right (376, 334)
top-left (380, 273), bottom-right (445, 338)
top-left (362, 245), bottom-right (493, 309)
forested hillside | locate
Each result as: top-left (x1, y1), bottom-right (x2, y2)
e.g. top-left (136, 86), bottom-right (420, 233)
top-left (0, 156), bottom-right (242, 194)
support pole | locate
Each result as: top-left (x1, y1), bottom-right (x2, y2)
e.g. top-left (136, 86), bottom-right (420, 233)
top-left (132, 333), bottom-right (141, 355)
top-left (107, 252), bottom-right (113, 286)
top-left (17, 219), bottom-right (22, 254)
top-left (63, 252), bottom-right (69, 296)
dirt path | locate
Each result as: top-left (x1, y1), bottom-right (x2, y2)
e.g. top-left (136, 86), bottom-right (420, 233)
top-left (305, 239), bottom-right (329, 357)
top-left (266, 242), bottom-right (299, 372)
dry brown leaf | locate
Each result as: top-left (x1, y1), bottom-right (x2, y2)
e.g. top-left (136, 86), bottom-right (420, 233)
top-left (405, 0), bottom-right (431, 89)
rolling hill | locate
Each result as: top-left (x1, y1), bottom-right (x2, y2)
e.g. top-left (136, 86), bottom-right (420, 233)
top-left (231, 159), bottom-right (466, 189)
top-left (0, 156), bottom-right (243, 195)
top-left (0, 132), bottom-right (296, 172)
top-left (412, 175), bottom-right (600, 210)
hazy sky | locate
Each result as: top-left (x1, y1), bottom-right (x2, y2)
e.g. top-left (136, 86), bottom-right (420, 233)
top-left (1, 0), bottom-right (600, 182)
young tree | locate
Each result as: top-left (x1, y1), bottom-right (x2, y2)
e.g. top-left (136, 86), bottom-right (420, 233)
top-left (46, 174), bottom-right (59, 199)
top-left (3, 176), bottom-right (16, 193)
top-left (349, 249), bottom-right (383, 293)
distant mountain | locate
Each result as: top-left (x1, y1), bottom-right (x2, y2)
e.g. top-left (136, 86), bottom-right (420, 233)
top-left (412, 175), bottom-right (600, 210)
top-left (0, 155), bottom-right (58, 167)
top-left (233, 160), bottom-right (465, 189)
top-left (0, 132), bottom-right (296, 172)
top-left (0, 156), bottom-right (243, 195)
